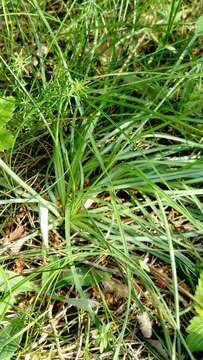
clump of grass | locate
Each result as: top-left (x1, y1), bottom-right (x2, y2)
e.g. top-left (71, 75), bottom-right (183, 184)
top-left (0, 1), bottom-right (203, 359)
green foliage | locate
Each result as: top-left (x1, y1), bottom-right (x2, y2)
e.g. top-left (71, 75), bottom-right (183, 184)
top-left (195, 16), bottom-right (203, 36)
top-left (0, 268), bottom-right (38, 317)
top-left (187, 316), bottom-right (203, 352)
top-left (186, 272), bottom-right (203, 352)
top-left (194, 272), bottom-right (203, 315)
top-left (55, 266), bottom-right (111, 289)
top-left (0, 97), bottom-right (15, 151)
top-left (0, 269), bottom-right (37, 292)
top-left (66, 298), bottom-right (99, 313)
top-left (1, 0), bottom-right (203, 359)
top-left (92, 323), bottom-right (114, 353)
top-left (0, 319), bottom-right (24, 360)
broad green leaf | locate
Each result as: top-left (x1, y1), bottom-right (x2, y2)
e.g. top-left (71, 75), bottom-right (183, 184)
top-left (195, 16), bottom-right (203, 36)
top-left (186, 315), bottom-right (203, 352)
top-left (0, 269), bottom-right (38, 317)
top-left (41, 255), bottom-right (59, 288)
top-left (0, 269), bottom-right (38, 293)
top-left (0, 128), bottom-right (14, 151)
top-left (0, 97), bottom-right (15, 151)
top-left (194, 272), bottom-right (203, 315)
top-left (0, 319), bottom-right (24, 360)
top-left (0, 97), bottom-right (15, 126)
top-left (67, 298), bottom-right (99, 312)
top-left (55, 266), bottom-right (111, 289)
top-left (0, 293), bottom-right (16, 318)
top-left (187, 272), bottom-right (203, 352)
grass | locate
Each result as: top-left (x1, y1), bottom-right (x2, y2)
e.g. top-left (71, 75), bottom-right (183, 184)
top-left (0, 0), bottom-right (203, 358)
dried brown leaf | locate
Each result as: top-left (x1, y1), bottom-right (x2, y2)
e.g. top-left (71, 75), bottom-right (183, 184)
top-left (9, 225), bottom-right (25, 241)
top-left (9, 237), bottom-right (27, 254)
top-left (102, 278), bottom-right (128, 298)
top-left (13, 258), bottom-right (25, 274)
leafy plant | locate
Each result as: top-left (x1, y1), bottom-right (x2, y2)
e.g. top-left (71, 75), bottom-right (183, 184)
top-left (0, 268), bottom-right (38, 317)
top-left (195, 16), bottom-right (203, 36)
top-left (0, 1), bottom-right (203, 359)
top-left (55, 266), bottom-right (111, 289)
top-left (92, 323), bottom-right (115, 353)
top-left (186, 272), bottom-right (203, 352)
top-left (0, 319), bottom-right (25, 360)
top-left (0, 97), bottom-right (15, 151)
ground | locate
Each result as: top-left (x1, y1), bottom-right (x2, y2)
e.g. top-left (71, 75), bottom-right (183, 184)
top-left (0, 1), bottom-right (203, 359)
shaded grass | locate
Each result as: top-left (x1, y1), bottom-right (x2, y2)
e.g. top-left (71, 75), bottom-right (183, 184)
top-left (0, 0), bottom-right (203, 359)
